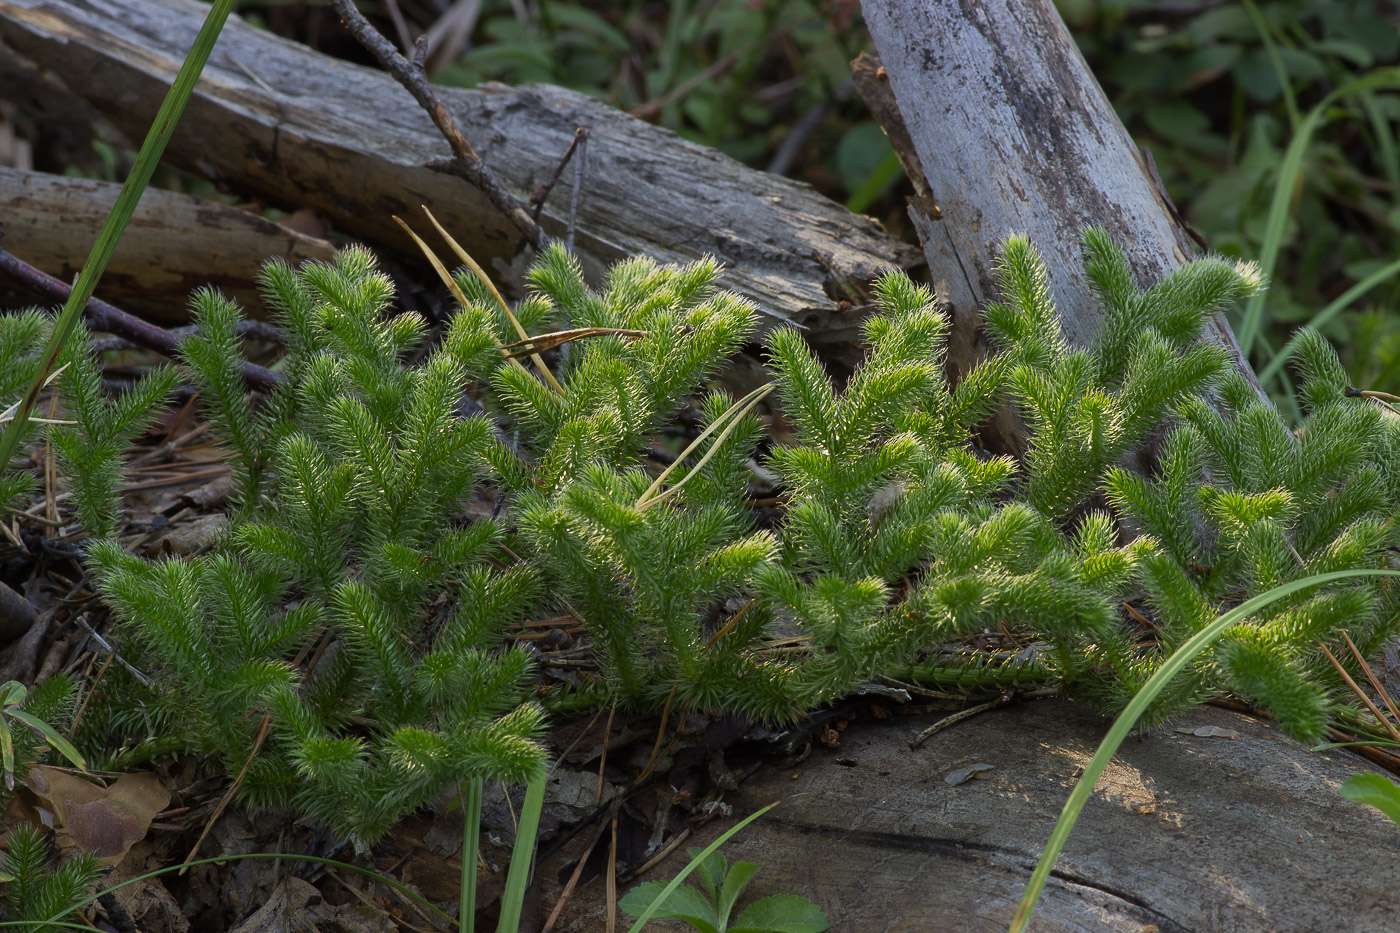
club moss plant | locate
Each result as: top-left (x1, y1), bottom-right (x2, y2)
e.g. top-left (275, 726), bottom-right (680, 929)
top-left (2, 228), bottom-right (1395, 855)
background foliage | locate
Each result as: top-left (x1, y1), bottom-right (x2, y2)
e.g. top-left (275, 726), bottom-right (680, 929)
top-left (296, 0), bottom-right (1399, 402)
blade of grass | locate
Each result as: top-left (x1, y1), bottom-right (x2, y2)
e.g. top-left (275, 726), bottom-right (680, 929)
top-left (845, 150), bottom-right (904, 215)
top-left (462, 777), bottom-right (484, 932)
top-left (38, 851), bottom-right (456, 930)
top-left (1360, 91), bottom-right (1400, 187)
top-left (1235, 68), bottom-right (1400, 357)
top-left (4, 709), bottom-right (86, 771)
top-left (496, 773), bottom-right (547, 933)
top-left (1258, 256), bottom-right (1400, 384)
top-left (419, 206), bottom-right (566, 396)
top-left (1241, 0), bottom-right (1299, 131)
top-left (392, 214), bottom-right (535, 388)
top-left (1009, 568), bottom-right (1400, 933)
top-left (0, 0), bottom-right (235, 478)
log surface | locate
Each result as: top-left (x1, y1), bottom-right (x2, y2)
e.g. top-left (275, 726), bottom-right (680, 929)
top-left (541, 700), bottom-right (1400, 932)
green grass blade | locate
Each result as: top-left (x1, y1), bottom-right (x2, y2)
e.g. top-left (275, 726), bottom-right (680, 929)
top-left (5, 709), bottom-right (87, 771)
top-left (39, 851), bottom-right (455, 929)
top-left (1360, 91), bottom-right (1400, 187)
top-left (462, 777), bottom-right (483, 932)
top-left (0, 0), bottom-right (235, 479)
top-left (626, 800), bottom-right (780, 933)
top-left (496, 774), bottom-right (547, 933)
top-left (1258, 256), bottom-right (1400, 384)
top-left (1009, 568), bottom-right (1400, 933)
top-left (845, 150), bottom-right (904, 215)
top-left (1235, 68), bottom-right (1400, 357)
top-left (1241, 0), bottom-right (1299, 131)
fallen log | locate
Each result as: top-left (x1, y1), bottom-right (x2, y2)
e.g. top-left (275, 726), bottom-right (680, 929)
top-left (1, 166), bottom-right (335, 322)
top-left (542, 699), bottom-right (1400, 932)
top-left (860, 0), bottom-right (1264, 408)
top-left (0, 0), bottom-right (920, 362)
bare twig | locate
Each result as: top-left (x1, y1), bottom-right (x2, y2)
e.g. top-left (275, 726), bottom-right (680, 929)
top-left (0, 244), bottom-right (283, 393)
top-left (181, 712), bottom-right (273, 873)
top-left (328, 0), bottom-right (549, 251)
top-left (529, 127), bottom-right (589, 223)
top-left (91, 318), bottom-right (285, 355)
top-left (909, 692), bottom-right (1019, 750)
top-left (567, 129), bottom-right (587, 254)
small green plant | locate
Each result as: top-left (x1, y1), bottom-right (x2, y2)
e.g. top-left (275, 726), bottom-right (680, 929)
top-left (0, 824), bottom-right (103, 926)
top-left (87, 249), bottom-right (550, 846)
top-left (1339, 771), bottom-right (1400, 826)
top-left (620, 845), bottom-right (828, 933)
top-left (7, 216), bottom-right (1396, 931)
top-left (54, 228), bottom-right (1397, 819)
top-left (0, 676), bottom-right (85, 792)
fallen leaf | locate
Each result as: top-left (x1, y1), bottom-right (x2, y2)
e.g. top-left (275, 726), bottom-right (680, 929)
top-left (945, 763), bottom-right (996, 786)
top-left (1172, 725), bottom-right (1242, 740)
top-left (25, 766), bottom-right (170, 866)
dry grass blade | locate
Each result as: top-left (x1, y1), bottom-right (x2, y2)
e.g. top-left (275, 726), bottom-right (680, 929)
top-left (636, 683), bottom-right (679, 787)
top-left (1341, 631), bottom-right (1400, 736)
top-left (418, 206), bottom-right (566, 396)
top-left (704, 598), bottom-right (754, 651)
top-left (636, 383), bottom-right (774, 511)
top-left (180, 712), bottom-right (272, 874)
top-left (501, 326), bottom-right (647, 359)
top-left (393, 214), bottom-right (532, 384)
top-left (606, 815), bottom-right (619, 933)
top-left (1, 364), bottom-right (75, 425)
top-left (1319, 641), bottom-right (1400, 747)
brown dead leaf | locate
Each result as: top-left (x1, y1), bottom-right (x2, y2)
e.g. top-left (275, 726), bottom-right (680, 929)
top-left (25, 766), bottom-right (170, 866)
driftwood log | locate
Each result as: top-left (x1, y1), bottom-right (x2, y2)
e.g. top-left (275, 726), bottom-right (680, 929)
top-left (1, 166), bottom-right (335, 321)
top-left (541, 699), bottom-right (1400, 933)
top-left (0, 0), bottom-right (919, 363)
top-left (860, 0), bottom-right (1266, 416)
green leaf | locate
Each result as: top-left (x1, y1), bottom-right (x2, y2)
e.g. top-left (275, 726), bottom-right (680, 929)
top-left (6, 710), bottom-right (87, 771)
top-left (618, 881), bottom-right (720, 933)
top-left (1339, 773), bottom-right (1400, 827)
top-left (716, 859), bottom-right (761, 928)
top-left (730, 894), bottom-right (830, 933)
top-left (691, 847), bottom-right (727, 905)
top-left (0, 680), bottom-right (25, 707)
top-left (0, 718), bottom-right (14, 788)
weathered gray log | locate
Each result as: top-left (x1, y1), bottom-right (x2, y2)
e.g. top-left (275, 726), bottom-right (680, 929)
top-left (2, 166), bottom-right (335, 322)
top-left (861, 0), bottom-right (1260, 397)
top-left (541, 701), bottom-right (1400, 932)
top-left (0, 0), bottom-right (919, 356)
